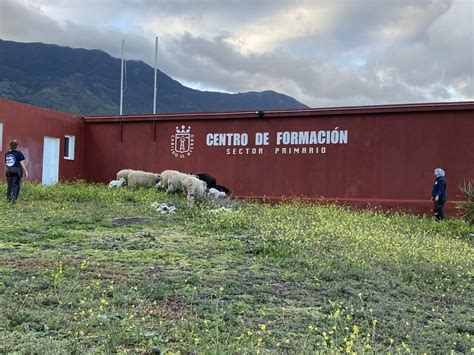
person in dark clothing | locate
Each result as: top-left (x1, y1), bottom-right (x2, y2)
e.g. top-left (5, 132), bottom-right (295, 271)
top-left (431, 168), bottom-right (447, 220)
top-left (4, 140), bottom-right (29, 204)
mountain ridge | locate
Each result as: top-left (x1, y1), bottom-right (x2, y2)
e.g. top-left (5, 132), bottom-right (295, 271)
top-left (0, 39), bottom-right (308, 115)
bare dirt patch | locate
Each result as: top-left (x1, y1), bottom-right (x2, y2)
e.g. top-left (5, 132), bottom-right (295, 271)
top-left (112, 217), bottom-right (150, 226)
top-left (139, 296), bottom-right (190, 320)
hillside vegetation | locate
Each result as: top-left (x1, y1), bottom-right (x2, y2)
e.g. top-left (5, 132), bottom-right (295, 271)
top-left (0, 40), bottom-right (308, 115)
top-left (0, 182), bottom-right (472, 353)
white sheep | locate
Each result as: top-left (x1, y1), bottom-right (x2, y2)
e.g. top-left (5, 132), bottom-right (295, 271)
top-left (161, 171), bottom-right (195, 194)
top-left (208, 187), bottom-right (226, 198)
top-left (127, 171), bottom-right (161, 188)
top-left (168, 172), bottom-right (193, 194)
top-left (159, 169), bottom-right (180, 190)
top-left (182, 175), bottom-right (207, 203)
top-left (116, 169), bottom-right (137, 183)
top-left (108, 177), bottom-right (126, 189)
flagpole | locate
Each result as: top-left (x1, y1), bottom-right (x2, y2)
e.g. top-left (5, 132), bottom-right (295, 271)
top-left (120, 39), bottom-right (124, 115)
top-left (153, 36), bottom-right (158, 114)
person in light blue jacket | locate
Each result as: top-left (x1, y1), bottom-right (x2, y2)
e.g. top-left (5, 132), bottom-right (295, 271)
top-left (431, 168), bottom-right (447, 220)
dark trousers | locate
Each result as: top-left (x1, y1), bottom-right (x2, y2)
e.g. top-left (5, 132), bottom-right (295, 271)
top-left (433, 201), bottom-right (445, 220)
top-left (6, 172), bottom-right (22, 203)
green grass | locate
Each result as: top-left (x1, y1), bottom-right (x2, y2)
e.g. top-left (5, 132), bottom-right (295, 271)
top-left (0, 181), bottom-right (473, 353)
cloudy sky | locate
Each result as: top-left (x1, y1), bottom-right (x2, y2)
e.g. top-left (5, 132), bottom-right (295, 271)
top-left (1, 0), bottom-right (473, 107)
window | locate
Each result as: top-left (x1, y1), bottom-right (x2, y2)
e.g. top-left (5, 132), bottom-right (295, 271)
top-left (0, 123), bottom-right (3, 151)
top-left (64, 135), bottom-right (75, 160)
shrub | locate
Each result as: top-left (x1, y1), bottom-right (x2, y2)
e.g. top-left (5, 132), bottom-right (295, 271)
top-left (457, 179), bottom-right (474, 224)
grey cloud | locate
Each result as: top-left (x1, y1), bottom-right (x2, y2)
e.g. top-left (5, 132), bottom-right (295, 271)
top-left (119, 0), bottom-right (292, 20)
top-left (282, 0), bottom-right (453, 56)
top-left (160, 32), bottom-right (431, 106)
top-left (0, 0), bottom-right (153, 63)
top-left (32, 0), bottom-right (293, 32)
top-left (0, 0), bottom-right (472, 107)
top-left (379, 1), bottom-right (473, 99)
top-left (0, 0), bottom-right (63, 43)
top-left (384, 43), bottom-right (439, 87)
top-left (431, 86), bottom-right (451, 100)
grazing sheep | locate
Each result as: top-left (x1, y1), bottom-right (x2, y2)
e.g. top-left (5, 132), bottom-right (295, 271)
top-left (116, 169), bottom-right (137, 183)
top-left (128, 171), bottom-right (161, 188)
top-left (215, 185), bottom-right (231, 195)
top-left (208, 187), bottom-right (226, 198)
top-left (167, 172), bottom-right (193, 194)
top-left (158, 169), bottom-right (194, 194)
top-left (159, 169), bottom-right (181, 190)
top-left (196, 173), bottom-right (217, 189)
top-left (182, 175), bottom-right (207, 203)
top-left (108, 177), bottom-right (126, 189)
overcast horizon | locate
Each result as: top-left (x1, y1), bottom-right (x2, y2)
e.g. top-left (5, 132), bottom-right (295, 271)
top-left (1, 0), bottom-right (473, 108)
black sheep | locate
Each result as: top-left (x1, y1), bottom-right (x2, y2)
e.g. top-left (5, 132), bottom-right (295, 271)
top-left (195, 173), bottom-right (217, 189)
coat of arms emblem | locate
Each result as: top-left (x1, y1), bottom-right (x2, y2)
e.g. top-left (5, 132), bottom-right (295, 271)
top-left (171, 125), bottom-right (194, 158)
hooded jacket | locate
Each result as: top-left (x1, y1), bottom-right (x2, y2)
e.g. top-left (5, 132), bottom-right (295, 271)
top-left (432, 169), bottom-right (447, 202)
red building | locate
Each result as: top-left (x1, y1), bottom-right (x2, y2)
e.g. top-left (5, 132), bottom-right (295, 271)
top-left (0, 99), bottom-right (83, 184)
top-left (1, 98), bottom-right (473, 215)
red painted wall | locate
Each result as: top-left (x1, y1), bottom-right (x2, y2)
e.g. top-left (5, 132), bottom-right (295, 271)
top-left (2, 98), bottom-right (472, 215)
top-left (83, 102), bottom-right (474, 215)
top-left (0, 99), bottom-right (83, 182)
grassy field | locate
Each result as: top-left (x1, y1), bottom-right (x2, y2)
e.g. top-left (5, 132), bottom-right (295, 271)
top-left (0, 181), bottom-right (472, 353)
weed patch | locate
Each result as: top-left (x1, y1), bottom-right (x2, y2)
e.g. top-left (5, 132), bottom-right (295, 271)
top-left (0, 182), bottom-right (472, 353)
